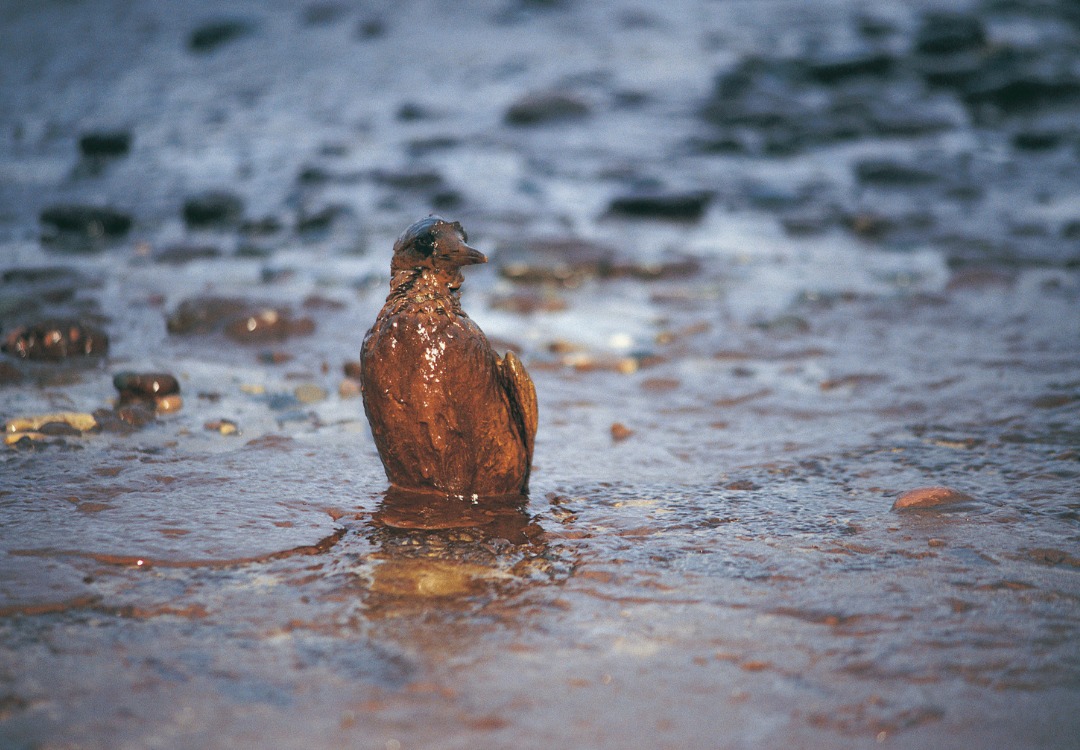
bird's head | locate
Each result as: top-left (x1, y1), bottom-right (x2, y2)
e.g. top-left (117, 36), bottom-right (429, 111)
top-left (390, 216), bottom-right (487, 274)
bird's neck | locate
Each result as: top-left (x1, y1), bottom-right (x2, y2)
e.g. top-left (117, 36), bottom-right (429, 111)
top-left (385, 267), bottom-right (466, 317)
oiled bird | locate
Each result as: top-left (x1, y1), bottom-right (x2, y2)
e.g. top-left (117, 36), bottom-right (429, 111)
top-left (360, 216), bottom-right (538, 497)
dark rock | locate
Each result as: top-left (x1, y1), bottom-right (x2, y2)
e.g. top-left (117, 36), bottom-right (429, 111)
top-left (804, 49), bottom-right (895, 84)
top-left (182, 191), bottom-right (244, 227)
top-left (188, 19), bottom-right (253, 53)
top-left (224, 309), bottom-right (316, 343)
top-left (240, 216), bottom-right (284, 236)
top-left (396, 102), bottom-right (430, 121)
top-left (913, 13), bottom-right (986, 56)
top-left (78, 131), bottom-right (131, 158)
top-left (355, 18), bottom-right (386, 39)
top-left (370, 168), bottom-right (445, 191)
top-left (40, 204), bottom-right (132, 239)
top-left (296, 205), bottom-right (350, 234)
top-left (505, 91), bottom-right (590, 125)
top-left (961, 48), bottom-right (1080, 114)
top-left (607, 191), bottom-right (712, 221)
top-left (1, 266), bottom-right (94, 305)
top-left (166, 296), bottom-right (250, 335)
top-left (497, 238), bottom-right (617, 285)
top-left (854, 158), bottom-right (938, 186)
top-left (113, 372), bottom-right (180, 405)
top-left (1011, 131), bottom-right (1062, 151)
top-left (153, 244), bottom-right (222, 264)
top-left (2, 319), bottom-right (108, 360)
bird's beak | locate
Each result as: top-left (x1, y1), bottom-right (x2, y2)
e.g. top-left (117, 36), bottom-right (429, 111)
top-left (449, 240), bottom-right (487, 266)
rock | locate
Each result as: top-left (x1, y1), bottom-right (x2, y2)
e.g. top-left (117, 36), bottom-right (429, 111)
top-left (960, 48), bottom-right (1080, 115)
top-left (496, 238), bottom-right (617, 285)
top-left (167, 296), bottom-right (249, 335)
top-left (505, 91), bottom-right (590, 125)
top-left (5, 411), bottom-right (97, 434)
top-left (296, 205), bottom-right (350, 235)
top-left (607, 191), bottom-right (712, 221)
top-left (338, 379), bottom-right (361, 399)
top-left (804, 49), bottom-right (895, 85)
top-left (610, 422), bottom-right (634, 442)
top-left (205, 419), bottom-right (239, 435)
top-left (223, 308), bottom-right (316, 343)
top-left (188, 19), bottom-right (254, 53)
top-left (2, 319), bottom-right (108, 360)
top-left (153, 244), bottom-right (222, 264)
top-left (0, 361), bottom-right (23, 384)
top-left (78, 130), bottom-right (131, 158)
top-left (294, 383), bottom-right (327, 404)
top-left (113, 372), bottom-right (181, 411)
top-left (343, 360), bottom-right (362, 380)
top-left (490, 291), bottom-right (568, 314)
top-left (182, 191), bottom-right (245, 227)
top-left (854, 158), bottom-right (938, 186)
top-left (913, 13), bottom-right (986, 56)
top-left (891, 486), bottom-right (977, 511)
top-left (40, 204), bottom-right (132, 240)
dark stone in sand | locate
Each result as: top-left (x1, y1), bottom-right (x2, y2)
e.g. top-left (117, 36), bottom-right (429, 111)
top-left (607, 191), bottom-right (711, 221)
top-left (892, 486), bottom-right (977, 511)
top-left (224, 309), bottom-right (315, 343)
top-left (40, 205), bottom-right (132, 239)
top-left (505, 91), bottom-right (590, 125)
top-left (804, 49), bottom-right (895, 84)
top-left (78, 131), bottom-right (132, 158)
top-left (113, 372), bottom-right (180, 404)
top-left (188, 19), bottom-right (254, 53)
top-left (183, 191), bottom-right (245, 227)
top-left (497, 238), bottom-right (617, 285)
top-left (166, 296), bottom-right (250, 335)
top-left (960, 48), bottom-right (1080, 114)
top-left (2, 319), bottom-right (108, 360)
top-left (153, 245), bottom-right (222, 264)
top-left (854, 159), bottom-right (939, 186)
top-left (913, 13), bottom-right (986, 56)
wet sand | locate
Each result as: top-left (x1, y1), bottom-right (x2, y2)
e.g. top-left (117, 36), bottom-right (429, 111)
top-left (1, 1), bottom-right (1079, 748)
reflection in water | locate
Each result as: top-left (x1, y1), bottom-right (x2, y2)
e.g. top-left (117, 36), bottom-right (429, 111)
top-left (361, 489), bottom-right (559, 612)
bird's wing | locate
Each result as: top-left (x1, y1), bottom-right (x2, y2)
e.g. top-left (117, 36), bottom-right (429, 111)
top-left (499, 350), bottom-right (538, 464)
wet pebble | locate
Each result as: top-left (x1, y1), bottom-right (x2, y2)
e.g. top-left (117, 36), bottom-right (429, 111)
top-left (294, 383), bottom-right (327, 404)
top-left (2, 319), bottom-right (108, 360)
top-left (153, 244), bottom-right (222, 264)
top-left (40, 204), bottom-right (132, 243)
top-left (188, 19), bottom-right (254, 53)
top-left (78, 130), bottom-right (131, 158)
top-left (854, 158), bottom-right (938, 186)
top-left (113, 372), bottom-right (181, 412)
top-left (891, 486), bottom-right (977, 511)
top-left (205, 419), bottom-right (239, 436)
top-left (5, 411), bottom-right (97, 444)
top-left (338, 379), bottom-right (361, 399)
top-left (167, 296), bottom-right (249, 335)
top-left (497, 238), bottom-right (616, 286)
top-left (606, 191), bottom-right (711, 221)
top-left (504, 91), bottom-right (590, 126)
top-left (182, 190), bottom-right (245, 227)
top-left (913, 13), bottom-right (986, 56)
top-left (224, 308), bottom-right (315, 343)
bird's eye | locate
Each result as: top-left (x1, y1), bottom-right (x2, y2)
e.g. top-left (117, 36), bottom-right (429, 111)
top-left (415, 234), bottom-right (435, 256)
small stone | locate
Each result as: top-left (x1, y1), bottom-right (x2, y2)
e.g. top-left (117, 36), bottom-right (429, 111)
top-left (40, 204), bottom-right (132, 240)
top-left (153, 244), bottom-right (222, 264)
top-left (113, 372), bottom-right (181, 404)
top-left (224, 309), bottom-right (316, 343)
top-left (913, 13), bottom-right (986, 56)
top-left (166, 296), bottom-right (249, 335)
top-left (497, 238), bottom-right (616, 286)
top-left (2, 319), bottom-right (109, 360)
top-left (5, 412), bottom-right (97, 434)
top-left (854, 159), bottom-right (938, 186)
top-left (182, 191), bottom-right (245, 227)
top-left (294, 383), bottom-right (327, 404)
top-left (343, 360), bottom-right (363, 380)
top-left (606, 191), bottom-right (712, 221)
top-left (338, 379), bottom-right (361, 399)
top-left (205, 419), bottom-right (239, 436)
top-left (505, 91), bottom-right (590, 126)
top-left (0, 361), bottom-right (23, 385)
top-left (188, 19), bottom-right (253, 53)
top-left (610, 422), bottom-right (634, 442)
top-left (155, 394), bottom-right (183, 413)
top-left (891, 486), bottom-right (977, 511)
top-left (78, 131), bottom-right (132, 158)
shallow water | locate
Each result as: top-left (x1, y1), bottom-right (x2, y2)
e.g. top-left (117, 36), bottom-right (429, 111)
top-left (1, 0), bottom-right (1079, 748)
